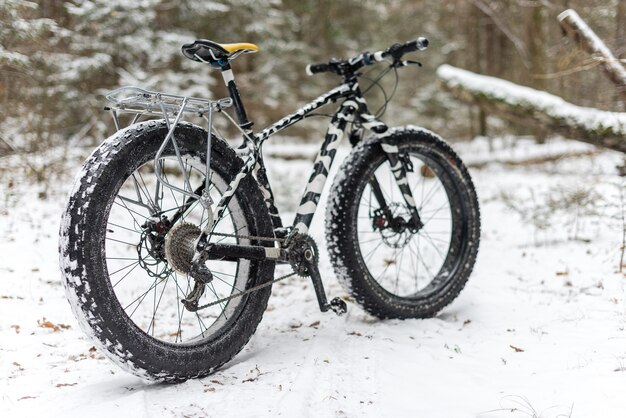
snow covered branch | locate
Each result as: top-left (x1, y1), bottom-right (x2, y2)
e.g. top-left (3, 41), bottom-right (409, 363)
top-left (437, 64), bottom-right (626, 153)
top-left (558, 9), bottom-right (626, 102)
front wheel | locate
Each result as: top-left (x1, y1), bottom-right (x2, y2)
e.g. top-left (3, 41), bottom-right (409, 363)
top-left (326, 128), bottom-right (480, 319)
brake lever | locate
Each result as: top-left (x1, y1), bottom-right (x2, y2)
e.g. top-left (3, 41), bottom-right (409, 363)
top-left (390, 59), bottom-right (422, 68)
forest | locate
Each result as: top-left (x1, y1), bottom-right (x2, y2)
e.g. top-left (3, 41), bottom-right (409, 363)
top-left (3, 1), bottom-right (625, 152)
top-left (2, 2), bottom-right (626, 417)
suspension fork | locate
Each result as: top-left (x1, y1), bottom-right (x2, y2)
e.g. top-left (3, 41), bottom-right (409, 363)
top-left (358, 114), bottom-right (424, 231)
top-left (380, 142), bottom-right (423, 230)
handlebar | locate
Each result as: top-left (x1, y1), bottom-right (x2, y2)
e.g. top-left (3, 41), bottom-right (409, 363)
top-left (305, 62), bottom-right (331, 76)
top-left (306, 37), bottom-right (428, 76)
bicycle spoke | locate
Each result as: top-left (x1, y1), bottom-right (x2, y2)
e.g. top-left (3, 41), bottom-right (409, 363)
top-left (420, 230), bottom-right (447, 260)
top-left (206, 281), bottom-right (228, 320)
top-left (107, 221), bottom-right (142, 234)
top-left (354, 150), bottom-right (458, 298)
top-left (114, 198), bottom-right (150, 225)
top-left (112, 262), bottom-right (141, 288)
top-left (126, 277), bottom-right (161, 317)
top-left (147, 271), bottom-right (170, 336)
top-left (105, 154), bottom-right (254, 345)
top-left (173, 272), bottom-right (183, 343)
top-left (136, 171), bottom-right (158, 211)
top-left (106, 236), bottom-right (138, 247)
top-left (108, 260), bottom-right (140, 276)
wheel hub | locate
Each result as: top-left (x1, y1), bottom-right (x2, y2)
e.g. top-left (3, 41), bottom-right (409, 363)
top-left (371, 203), bottom-right (414, 249)
top-left (164, 222), bottom-right (201, 275)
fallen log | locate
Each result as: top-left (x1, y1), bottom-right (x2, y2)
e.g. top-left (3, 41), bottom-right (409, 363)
top-left (437, 64), bottom-right (626, 154)
top-left (558, 9), bottom-right (626, 102)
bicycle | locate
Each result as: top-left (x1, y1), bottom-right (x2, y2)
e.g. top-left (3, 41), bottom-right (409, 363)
top-left (59, 37), bottom-right (480, 381)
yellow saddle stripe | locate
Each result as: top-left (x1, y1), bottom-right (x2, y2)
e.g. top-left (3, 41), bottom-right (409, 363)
top-left (219, 43), bottom-right (259, 54)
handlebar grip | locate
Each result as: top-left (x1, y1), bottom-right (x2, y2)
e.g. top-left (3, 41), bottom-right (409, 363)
top-left (377, 37), bottom-right (429, 61)
top-left (405, 37), bottom-right (429, 53)
top-left (305, 63), bottom-right (329, 76)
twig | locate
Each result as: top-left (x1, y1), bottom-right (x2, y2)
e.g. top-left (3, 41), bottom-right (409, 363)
top-left (468, 0), bottom-right (531, 69)
top-left (533, 58), bottom-right (601, 79)
top-left (619, 187), bottom-right (626, 273)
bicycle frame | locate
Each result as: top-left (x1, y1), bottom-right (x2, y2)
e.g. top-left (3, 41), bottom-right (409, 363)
top-left (104, 71), bottom-right (423, 261)
top-left (211, 76), bottom-right (422, 240)
top-left (103, 48), bottom-right (431, 313)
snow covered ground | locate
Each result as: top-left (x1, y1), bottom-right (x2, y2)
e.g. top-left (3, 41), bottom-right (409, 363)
top-left (1, 136), bottom-right (625, 417)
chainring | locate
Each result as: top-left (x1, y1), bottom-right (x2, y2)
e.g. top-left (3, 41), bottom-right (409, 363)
top-left (287, 234), bottom-right (319, 277)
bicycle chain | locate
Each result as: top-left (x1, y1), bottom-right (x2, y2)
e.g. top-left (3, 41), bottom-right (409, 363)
top-left (209, 231), bottom-right (286, 243)
top-left (192, 230), bottom-right (294, 311)
top-left (194, 270), bottom-right (297, 311)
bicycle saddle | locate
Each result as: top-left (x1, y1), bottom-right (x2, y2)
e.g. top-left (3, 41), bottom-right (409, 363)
top-left (181, 39), bottom-right (258, 64)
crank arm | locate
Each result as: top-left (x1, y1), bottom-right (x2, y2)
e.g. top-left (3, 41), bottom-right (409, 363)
top-left (305, 261), bottom-right (347, 316)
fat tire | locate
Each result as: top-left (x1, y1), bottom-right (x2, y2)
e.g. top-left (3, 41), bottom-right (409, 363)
top-left (59, 120), bottom-right (275, 381)
top-left (326, 127), bottom-right (480, 319)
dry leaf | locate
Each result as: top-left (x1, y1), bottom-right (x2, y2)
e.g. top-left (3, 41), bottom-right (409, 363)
top-left (10, 324), bottom-right (20, 334)
top-left (55, 383), bottom-right (77, 388)
top-left (348, 331), bottom-right (362, 336)
top-left (309, 321), bottom-right (320, 328)
top-left (420, 165), bottom-right (436, 178)
top-left (38, 319), bottom-right (60, 332)
top-left (37, 318), bottom-right (71, 332)
top-left (383, 258), bottom-right (396, 267)
top-left (509, 345), bottom-right (524, 353)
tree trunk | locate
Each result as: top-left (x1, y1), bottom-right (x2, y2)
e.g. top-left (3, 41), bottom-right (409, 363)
top-left (617, 0), bottom-right (626, 60)
top-left (558, 8), bottom-right (626, 102)
top-left (437, 64), bottom-right (626, 154)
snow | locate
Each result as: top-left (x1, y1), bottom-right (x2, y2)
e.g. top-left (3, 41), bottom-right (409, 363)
top-left (437, 64), bottom-right (626, 136)
top-left (1, 136), bottom-right (625, 417)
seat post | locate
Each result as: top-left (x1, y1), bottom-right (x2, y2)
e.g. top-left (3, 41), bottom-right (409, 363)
top-left (220, 63), bottom-right (253, 130)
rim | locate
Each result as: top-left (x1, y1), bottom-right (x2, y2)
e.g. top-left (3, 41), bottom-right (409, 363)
top-left (104, 154), bottom-right (251, 345)
top-left (354, 148), bottom-right (461, 298)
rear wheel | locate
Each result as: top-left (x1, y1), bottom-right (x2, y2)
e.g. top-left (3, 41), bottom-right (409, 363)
top-left (326, 128), bottom-right (480, 319)
top-left (60, 120), bottom-right (275, 381)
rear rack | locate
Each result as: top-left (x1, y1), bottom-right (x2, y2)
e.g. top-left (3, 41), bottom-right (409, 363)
top-left (105, 86), bottom-right (233, 116)
top-left (105, 86), bottom-right (234, 210)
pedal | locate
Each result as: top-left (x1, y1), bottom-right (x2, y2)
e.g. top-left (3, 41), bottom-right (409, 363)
top-left (328, 297), bottom-right (347, 316)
